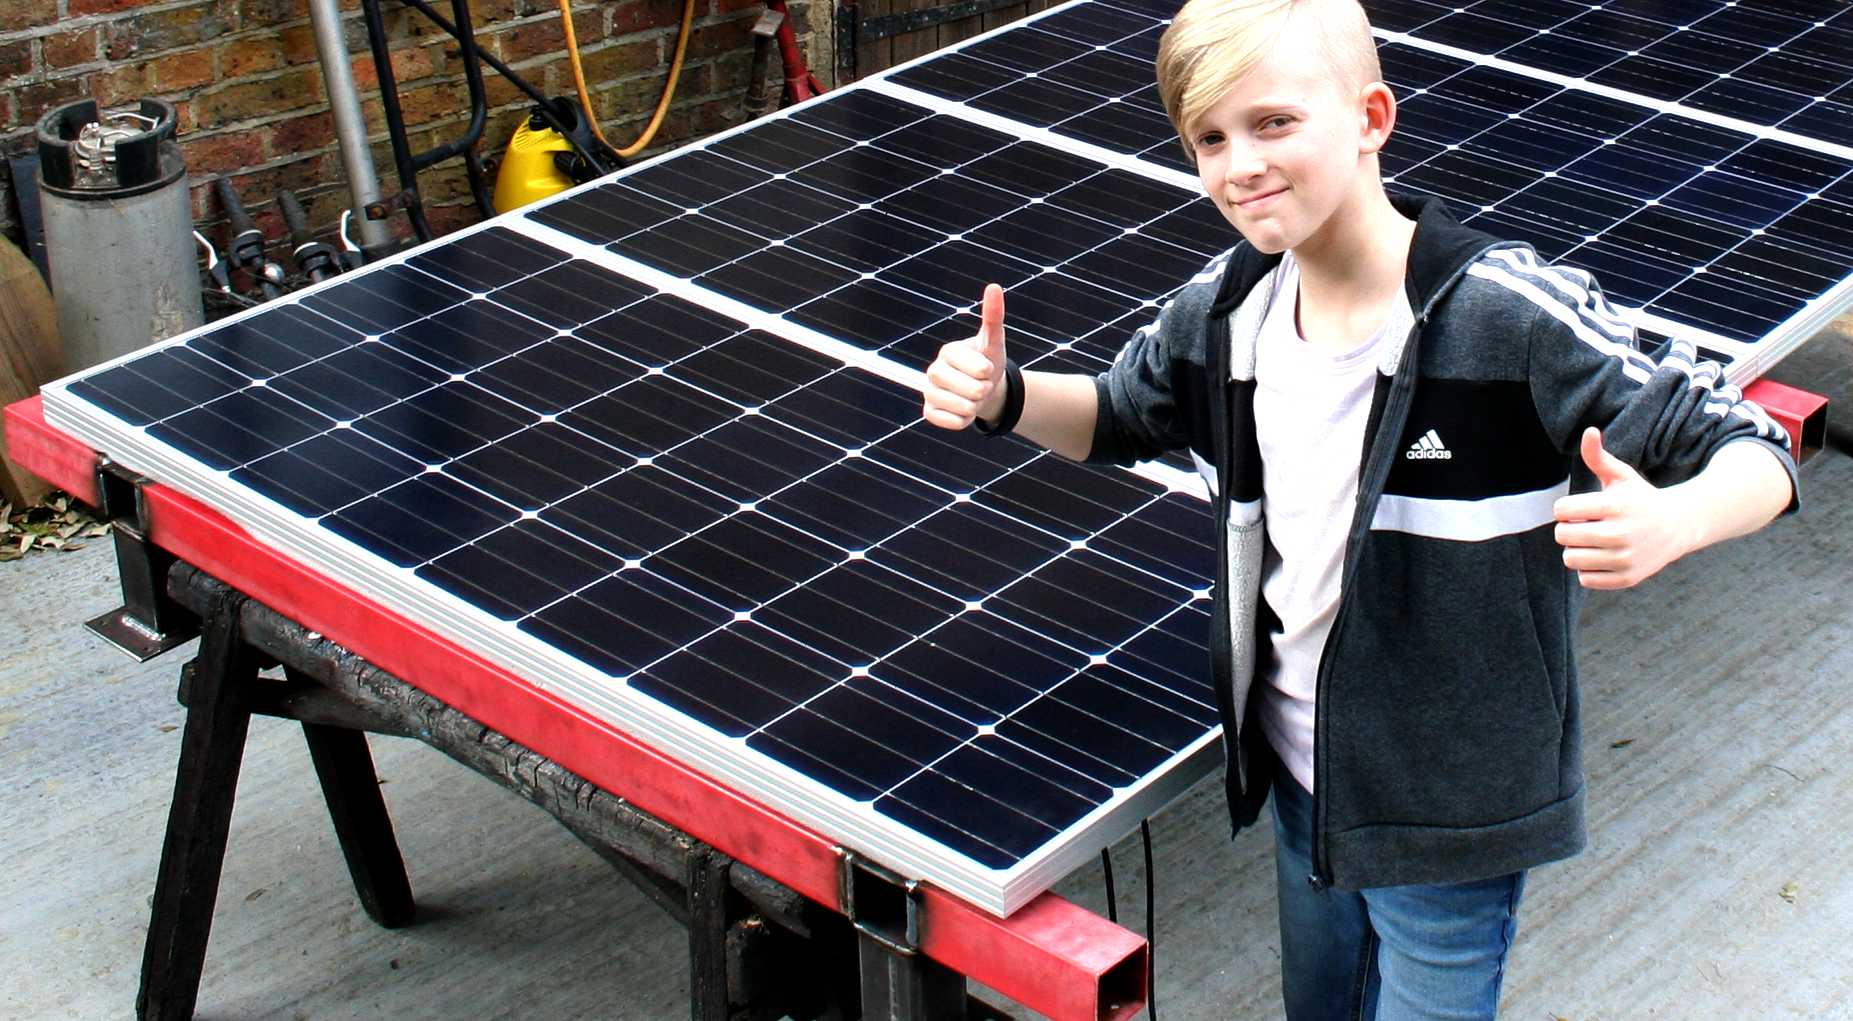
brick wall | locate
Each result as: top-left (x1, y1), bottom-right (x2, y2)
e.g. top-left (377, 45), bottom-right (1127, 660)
top-left (1, 0), bottom-right (821, 259)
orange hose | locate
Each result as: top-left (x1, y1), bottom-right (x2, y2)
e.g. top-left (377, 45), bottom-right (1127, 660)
top-left (558, 0), bottom-right (695, 159)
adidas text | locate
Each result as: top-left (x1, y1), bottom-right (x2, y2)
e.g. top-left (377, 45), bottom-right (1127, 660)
top-left (1407, 429), bottom-right (1452, 460)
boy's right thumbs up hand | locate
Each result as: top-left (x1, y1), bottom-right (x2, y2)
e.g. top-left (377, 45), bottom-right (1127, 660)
top-left (923, 284), bottom-right (1008, 431)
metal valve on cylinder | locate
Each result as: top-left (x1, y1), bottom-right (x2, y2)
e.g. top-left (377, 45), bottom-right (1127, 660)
top-left (36, 98), bottom-right (203, 373)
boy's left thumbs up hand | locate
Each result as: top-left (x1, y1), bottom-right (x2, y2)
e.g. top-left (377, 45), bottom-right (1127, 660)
top-left (1552, 427), bottom-right (1694, 590)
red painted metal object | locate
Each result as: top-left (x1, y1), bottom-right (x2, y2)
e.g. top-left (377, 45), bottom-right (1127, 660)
top-left (767, 0), bottom-right (824, 105)
top-left (1744, 378), bottom-right (1829, 467)
top-left (4, 395), bottom-right (1148, 1021)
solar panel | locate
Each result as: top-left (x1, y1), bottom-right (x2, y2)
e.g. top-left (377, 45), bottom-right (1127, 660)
top-left (36, 0), bottom-right (1853, 918)
top-left (881, 0), bottom-right (1853, 377)
top-left (49, 210), bottom-right (1221, 913)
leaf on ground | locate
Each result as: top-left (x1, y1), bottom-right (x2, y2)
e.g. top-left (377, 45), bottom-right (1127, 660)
top-left (1, 492), bottom-right (105, 561)
top-left (1611, 738), bottom-right (1634, 749)
top-left (1780, 881), bottom-right (1800, 904)
top-left (157, 724), bottom-right (177, 733)
top-left (245, 888), bottom-right (266, 903)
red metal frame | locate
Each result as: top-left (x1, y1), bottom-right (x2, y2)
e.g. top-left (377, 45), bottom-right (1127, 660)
top-left (5, 395), bottom-right (1146, 1021)
top-left (1744, 379), bottom-right (1830, 467)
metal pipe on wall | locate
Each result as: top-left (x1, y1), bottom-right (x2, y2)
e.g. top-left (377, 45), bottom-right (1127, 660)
top-left (308, 0), bottom-right (393, 260)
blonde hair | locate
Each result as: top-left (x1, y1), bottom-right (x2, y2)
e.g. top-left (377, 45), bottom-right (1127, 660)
top-left (1156, 0), bottom-right (1381, 144)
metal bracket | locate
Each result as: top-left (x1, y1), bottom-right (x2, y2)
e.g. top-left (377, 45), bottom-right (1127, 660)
top-left (363, 188), bottom-right (418, 222)
top-left (837, 847), bottom-right (923, 956)
top-left (84, 460), bottom-right (199, 661)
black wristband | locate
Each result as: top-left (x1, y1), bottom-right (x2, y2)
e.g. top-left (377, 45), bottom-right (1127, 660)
top-left (973, 359), bottom-right (1024, 436)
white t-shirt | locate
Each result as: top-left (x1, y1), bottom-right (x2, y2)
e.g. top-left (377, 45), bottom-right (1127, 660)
top-left (1252, 253), bottom-right (1390, 794)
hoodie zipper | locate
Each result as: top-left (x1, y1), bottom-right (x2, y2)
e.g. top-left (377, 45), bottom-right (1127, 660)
top-left (1305, 246), bottom-right (1500, 888)
top-left (1305, 311), bottom-right (1426, 890)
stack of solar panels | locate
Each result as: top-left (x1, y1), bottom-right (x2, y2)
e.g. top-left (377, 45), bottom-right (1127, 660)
top-left (38, 0), bottom-right (1853, 915)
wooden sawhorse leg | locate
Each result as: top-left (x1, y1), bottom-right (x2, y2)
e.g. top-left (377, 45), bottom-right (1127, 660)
top-left (135, 589), bottom-right (258, 1021)
top-left (299, 712), bottom-right (416, 929)
top-left (136, 595), bottom-right (420, 1019)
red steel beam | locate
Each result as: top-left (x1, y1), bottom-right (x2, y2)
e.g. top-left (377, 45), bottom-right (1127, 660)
top-left (1744, 378), bottom-right (1829, 467)
top-left (4, 395), bottom-right (1148, 1021)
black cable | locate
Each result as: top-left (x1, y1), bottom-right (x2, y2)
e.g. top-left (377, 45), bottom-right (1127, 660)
top-left (1143, 818), bottom-right (1157, 1021)
top-left (1100, 847), bottom-right (1118, 924)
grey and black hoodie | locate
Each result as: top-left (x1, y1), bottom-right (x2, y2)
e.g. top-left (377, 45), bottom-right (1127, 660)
top-left (1086, 194), bottom-right (1798, 890)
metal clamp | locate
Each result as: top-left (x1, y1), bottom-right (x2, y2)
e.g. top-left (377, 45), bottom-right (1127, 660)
top-left (837, 847), bottom-right (924, 956)
top-left (84, 459), bottom-right (199, 661)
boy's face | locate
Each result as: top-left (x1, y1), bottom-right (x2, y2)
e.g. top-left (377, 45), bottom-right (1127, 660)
top-left (1188, 34), bottom-right (1381, 255)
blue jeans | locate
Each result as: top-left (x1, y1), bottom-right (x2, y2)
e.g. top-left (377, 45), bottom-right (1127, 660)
top-left (1271, 772), bottom-right (1525, 1021)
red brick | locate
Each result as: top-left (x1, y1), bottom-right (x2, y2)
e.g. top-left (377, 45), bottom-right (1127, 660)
top-left (195, 67), bottom-right (324, 128)
top-left (468, 0), bottom-right (520, 26)
top-left (279, 25), bottom-right (318, 63)
top-left (493, 18), bottom-right (566, 62)
top-left (0, 40), bottom-right (32, 83)
top-left (182, 130), bottom-right (266, 175)
top-left (267, 110), bottom-right (333, 155)
top-left (219, 35), bottom-right (286, 78)
top-left (422, 201), bottom-right (476, 239)
top-left (217, 154), bottom-right (331, 209)
top-left (576, 38), bottom-right (658, 83)
top-left (119, 2), bottom-right (236, 55)
top-left (0, 3), bottom-right (60, 32)
top-left (149, 49), bottom-right (217, 91)
top-left (349, 43), bottom-right (438, 90)
top-left (610, 0), bottom-right (686, 37)
top-left (44, 29), bottom-right (102, 70)
top-left (370, 80), bottom-right (459, 128)
top-left (237, 0), bottom-right (307, 27)
top-left (13, 78), bottom-right (91, 128)
top-left (68, 0), bottom-right (152, 16)
top-left (703, 48), bottom-right (757, 94)
top-left (87, 65), bottom-right (154, 107)
top-left (683, 17), bottom-right (754, 62)
top-left (483, 71), bottom-right (530, 109)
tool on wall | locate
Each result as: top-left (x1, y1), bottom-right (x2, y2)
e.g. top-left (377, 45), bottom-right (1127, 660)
top-left (308, 0), bottom-right (394, 264)
top-left (278, 191), bottom-right (343, 285)
top-left (766, 1), bottom-right (824, 105)
top-left (214, 176), bottom-right (285, 302)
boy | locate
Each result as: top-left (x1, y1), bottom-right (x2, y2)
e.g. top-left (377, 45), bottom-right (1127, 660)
top-left (921, 0), bottom-right (1799, 1017)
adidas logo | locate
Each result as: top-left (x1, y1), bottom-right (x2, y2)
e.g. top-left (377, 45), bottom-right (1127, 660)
top-left (1406, 429), bottom-right (1453, 460)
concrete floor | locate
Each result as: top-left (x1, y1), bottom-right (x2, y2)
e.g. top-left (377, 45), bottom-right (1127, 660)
top-left (6, 331), bottom-right (1853, 1019)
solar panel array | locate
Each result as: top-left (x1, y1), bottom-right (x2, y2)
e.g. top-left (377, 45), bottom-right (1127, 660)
top-left (39, 0), bottom-right (1853, 915)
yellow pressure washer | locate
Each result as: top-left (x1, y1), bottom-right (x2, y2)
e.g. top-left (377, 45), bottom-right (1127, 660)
top-left (492, 97), bottom-right (607, 213)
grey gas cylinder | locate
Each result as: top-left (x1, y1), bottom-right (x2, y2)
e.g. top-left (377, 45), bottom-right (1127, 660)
top-left (36, 98), bottom-right (203, 373)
